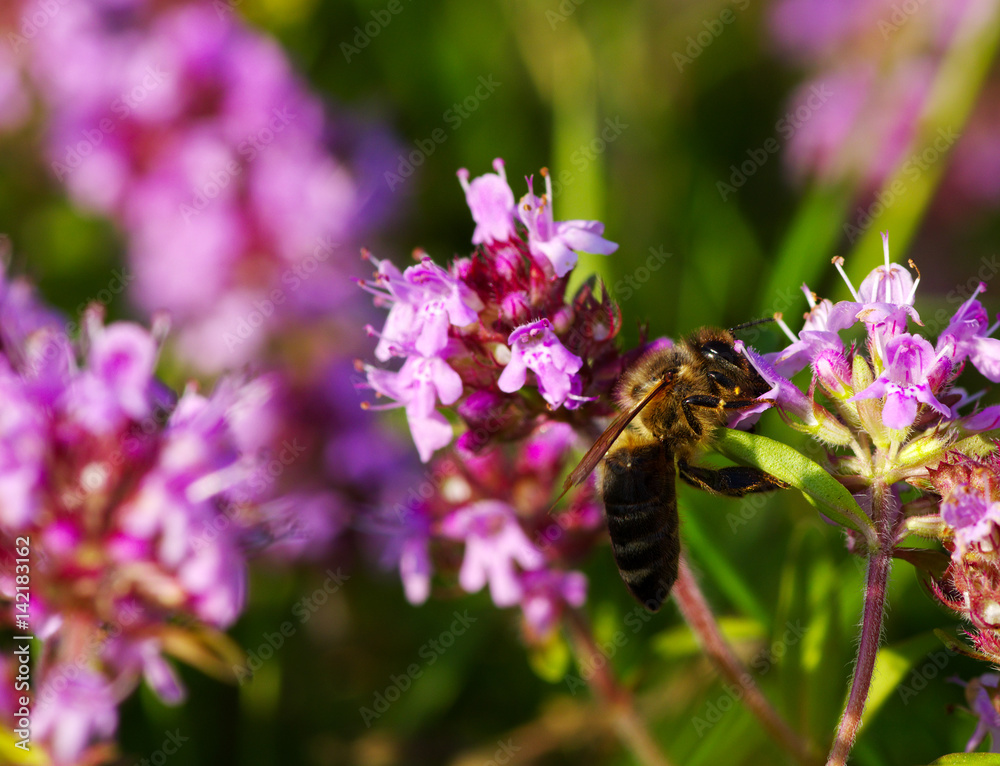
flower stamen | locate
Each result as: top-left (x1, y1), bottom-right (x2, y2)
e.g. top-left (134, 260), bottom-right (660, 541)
top-left (774, 312), bottom-right (799, 344)
top-left (832, 256), bottom-right (861, 301)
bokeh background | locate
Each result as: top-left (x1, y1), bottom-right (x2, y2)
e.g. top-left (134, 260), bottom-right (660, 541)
top-left (4, 0), bottom-right (1000, 764)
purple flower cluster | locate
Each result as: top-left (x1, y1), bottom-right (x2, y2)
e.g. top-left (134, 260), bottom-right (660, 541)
top-left (361, 160), bottom-right (619, 464)
top-left (362, 160), bottom-right (629, 636)
top-left (758, 233), bottom-right (1000, 434)
top-left (744, 233), bottom-right (1000, 687)
top-left (385, 422), bottom-right (600, 641)
top-left (1, 0), bottom-right (413, 565)
top-left (0, 266), bottom-right (287, 763)
top-left (3, 0), bottom-right (394, 372)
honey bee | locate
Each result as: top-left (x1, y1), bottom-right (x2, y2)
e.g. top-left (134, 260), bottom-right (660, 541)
top-left (562, 327), bottom-right (787, 612)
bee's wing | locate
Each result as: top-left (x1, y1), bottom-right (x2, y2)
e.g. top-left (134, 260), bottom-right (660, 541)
top-left (554, 375), bottom-right (673, 503)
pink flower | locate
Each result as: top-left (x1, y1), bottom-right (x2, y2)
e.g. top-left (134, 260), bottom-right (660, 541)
top-left (33, 668), bottom-right (119, 766)
top-left (941, 485), bottom-right (1000, 555)
top-left (937, 283), bottom-right (1000, 382)
top-left (457, 157), bottom-right (517, 246)
top-left (366, 256), bottom-right (482, 361)
top-left (367, 356), bottom-right (464, 462)
top-left (954, 674), bottom-right (1000, 753)
top-left (498, 319), bottom-right (583, 409)
top-left (516, 171), bottom-right (618, 277)
top-left (519, 569), bottom-right (587, 639)
top-left (442, 500), bottom-right (545, 607)
top-left (850, 333), bottom-right (950, 429)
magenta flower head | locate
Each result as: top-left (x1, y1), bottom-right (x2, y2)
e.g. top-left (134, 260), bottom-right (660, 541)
top-left (517, 169), bottom-right (618, 277)
top-left (0, 262), bottom-right (313, 761)
top-left (850, 333), bottom-right (951, 430)
top-left (498, 319), bottom-right (584, 409)
top-left (457, 157), bottom-right (517, 246)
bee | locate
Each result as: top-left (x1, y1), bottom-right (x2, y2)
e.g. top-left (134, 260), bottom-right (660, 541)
top-left (562, 326), bottom-right (787, 612)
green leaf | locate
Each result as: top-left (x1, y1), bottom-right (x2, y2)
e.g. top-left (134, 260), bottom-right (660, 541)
top-left (927, 755), bottom-right (1000, 765)
top-left (713, 428), bottom-right (877, 544)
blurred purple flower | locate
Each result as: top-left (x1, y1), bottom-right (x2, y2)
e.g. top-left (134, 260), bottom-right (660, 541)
top-left (954, 674), bottom-right (1000, 752)
top-left (33, 669), bottom-right (119, 766)
top-left (941, 485), bottom-right (1000, 555)
top-left (6, 0), bottom-right (397, 372)
top-left (519, 569), bottom-right (587, 640)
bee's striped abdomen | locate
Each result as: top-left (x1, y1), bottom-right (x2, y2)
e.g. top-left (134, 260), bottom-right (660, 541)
top-left (601, 442), bottom-right (679, 612)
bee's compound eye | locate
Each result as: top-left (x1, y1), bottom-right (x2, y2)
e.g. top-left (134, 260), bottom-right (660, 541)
top-left (701, 341), bottom-right (741, 365)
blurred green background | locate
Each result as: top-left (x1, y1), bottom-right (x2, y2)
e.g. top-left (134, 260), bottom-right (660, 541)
top-left (4, 0), bottom-right (1000, 764)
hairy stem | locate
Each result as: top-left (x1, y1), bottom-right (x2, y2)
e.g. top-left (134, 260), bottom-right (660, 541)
top-left (826, 481), bottom-right (897, 766)
top-left (672, 558), bottom-right (822, 766)
top-left (565, 609), bottom-right (674, 766)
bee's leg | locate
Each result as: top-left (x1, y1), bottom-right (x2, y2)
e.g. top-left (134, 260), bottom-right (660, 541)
top-left (680, 393), bottom-right (767, 436)
top-left (677, 459), bottom-right (788, 496)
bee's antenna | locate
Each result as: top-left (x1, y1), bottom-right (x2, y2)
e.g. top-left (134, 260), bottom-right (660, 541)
top-left (729, 317), bottom-right (775, 333)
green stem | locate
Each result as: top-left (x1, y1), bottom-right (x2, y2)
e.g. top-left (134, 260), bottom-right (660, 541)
top-left (826, 480), bottom-right (898, 766)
